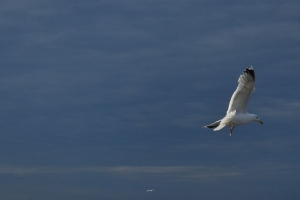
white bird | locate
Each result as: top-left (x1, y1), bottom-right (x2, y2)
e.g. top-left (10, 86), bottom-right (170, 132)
top-left (146, 189), bottom-right (155, 192)
top-left (204, 66), bottom-right (263, 136)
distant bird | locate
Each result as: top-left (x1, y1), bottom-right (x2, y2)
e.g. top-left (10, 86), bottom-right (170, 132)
top-left (204, 66), bottom-right (263, 136)
top-left (146, 189), bottom-right (155, 192)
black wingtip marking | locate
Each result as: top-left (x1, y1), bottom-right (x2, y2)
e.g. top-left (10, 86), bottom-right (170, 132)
top-left (243, 66), bottom-right (255, 81)
top-left (204, 125), bottom-right (218, 128)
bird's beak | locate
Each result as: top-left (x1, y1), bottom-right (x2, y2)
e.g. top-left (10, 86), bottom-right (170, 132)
top-left (258, 119), bottom-right (263, 124)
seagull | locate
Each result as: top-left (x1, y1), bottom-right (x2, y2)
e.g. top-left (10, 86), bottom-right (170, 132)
top-left (146, 189), bottom-right (155, 192)
top-left (204, 66), bottom-right (263, 136)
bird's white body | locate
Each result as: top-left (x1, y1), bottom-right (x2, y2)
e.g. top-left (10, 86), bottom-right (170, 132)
top-left (228, 113), bottom-right (257, 126)
top-left (214, 111), bottom-right (258, 131)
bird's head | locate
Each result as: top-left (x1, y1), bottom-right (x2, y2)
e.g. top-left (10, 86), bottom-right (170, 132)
top-left (254, 115), bottom-right (263, 124)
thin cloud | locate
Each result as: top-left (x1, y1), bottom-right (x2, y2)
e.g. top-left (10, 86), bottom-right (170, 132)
top-left (259, 99), bottom-right (300, 119)
top-left (0, 165), bottom-right (244, 180)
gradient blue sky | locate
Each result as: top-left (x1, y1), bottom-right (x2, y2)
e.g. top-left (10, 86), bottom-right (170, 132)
top-left (1, 0), bottom-right (300, 199)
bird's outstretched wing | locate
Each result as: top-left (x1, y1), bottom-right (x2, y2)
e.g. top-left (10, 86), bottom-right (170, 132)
top-left (227, 66), bottom-right (255, 114)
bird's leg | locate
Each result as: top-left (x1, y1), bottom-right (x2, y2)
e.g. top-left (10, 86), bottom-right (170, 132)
top-left (229, 123), bottom-right (235, 137)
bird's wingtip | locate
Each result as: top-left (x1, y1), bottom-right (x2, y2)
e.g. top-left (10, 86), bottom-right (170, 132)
top-left (243, 66), bottom-right (255, 81)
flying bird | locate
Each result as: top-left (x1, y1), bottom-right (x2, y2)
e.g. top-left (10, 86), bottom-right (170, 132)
top-left (204, 66), bottom-right (263, 136)
top-left (146, 189), bottom-right (155, 192)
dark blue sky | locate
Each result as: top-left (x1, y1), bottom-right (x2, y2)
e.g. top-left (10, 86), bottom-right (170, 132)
top-left (1, 0), bottom-right (300, 199)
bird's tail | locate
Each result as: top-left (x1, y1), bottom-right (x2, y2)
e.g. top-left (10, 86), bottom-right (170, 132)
top-left (213, 123), bottom-right (226, 131)
top-left (203, 120), bottom-right (221, 129)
